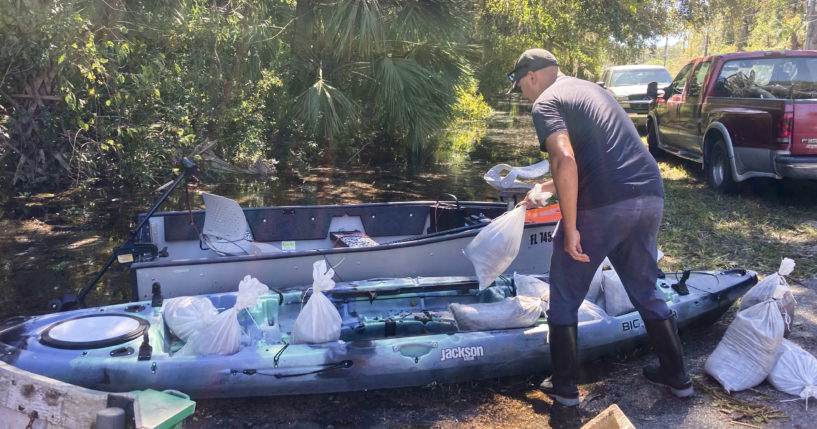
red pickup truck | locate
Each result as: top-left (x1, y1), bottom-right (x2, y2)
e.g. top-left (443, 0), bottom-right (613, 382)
top-left (646, 50), bottom-right (817, 193)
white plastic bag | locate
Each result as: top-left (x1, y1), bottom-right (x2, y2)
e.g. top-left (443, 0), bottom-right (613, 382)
top-left (291, 261), bottom-right (343, 344)
top-left (464, 205), bottom-right (527, 289)
top-left (450, 296), bottom-right (542, 331)
top-left (179, 275), bottom-right (269, 356)
top-left (767, 339), bottom-right (817, 409)
top-left (163, 296), bottom-right (218, 340)
top-left (704, 300), bottom-right (784, 392)
top-left (740, 257), bottom-right (796, 336)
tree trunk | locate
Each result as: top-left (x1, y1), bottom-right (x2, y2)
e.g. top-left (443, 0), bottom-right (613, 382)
top-left (291, 0), bottom-right (316, 91)
top-left (807, 0), bottom-right (817, 50)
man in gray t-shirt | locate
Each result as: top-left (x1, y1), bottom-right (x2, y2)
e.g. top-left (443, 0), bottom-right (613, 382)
top-left (507, 48), bottom-right (691, 406)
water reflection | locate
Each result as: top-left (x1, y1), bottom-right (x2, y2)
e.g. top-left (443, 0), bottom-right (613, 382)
top-left (200, 111), bottom-right (542, 208)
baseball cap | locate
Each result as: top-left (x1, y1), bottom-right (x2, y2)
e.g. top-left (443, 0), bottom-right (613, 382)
top-left (507, 49), bottom-right (559, 93)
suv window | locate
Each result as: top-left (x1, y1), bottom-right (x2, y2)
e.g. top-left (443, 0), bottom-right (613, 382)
top-left (687, 61), bottom-right (711, 97)
top-left (668, 63), bottom-right (693, 96)
top-left (713, 56), bottom-right (817, 99)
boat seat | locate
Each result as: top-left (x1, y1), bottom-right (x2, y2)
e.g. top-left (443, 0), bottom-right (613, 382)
top-left (201, 193), bottom-right (280, 256)
top-left (484, 160), bottom-right (550, 209)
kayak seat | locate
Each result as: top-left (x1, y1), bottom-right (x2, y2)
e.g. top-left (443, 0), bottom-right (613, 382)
top-left (201, 193), bottom-right (280, 256)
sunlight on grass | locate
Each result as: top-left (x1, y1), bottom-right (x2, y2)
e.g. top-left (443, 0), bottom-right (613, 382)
top-left (656, 160), bottom-right (817, 281)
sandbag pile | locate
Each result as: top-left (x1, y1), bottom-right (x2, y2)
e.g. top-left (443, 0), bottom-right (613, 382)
top-left (705, 258), bottom-right (817, 407)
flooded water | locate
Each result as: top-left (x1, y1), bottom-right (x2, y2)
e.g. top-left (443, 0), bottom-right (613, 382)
top-left (0, 111), bottom-right (542, 319)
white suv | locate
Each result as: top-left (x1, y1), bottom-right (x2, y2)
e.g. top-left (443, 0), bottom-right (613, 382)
top-left (598, 65), bottom-right (671, 129)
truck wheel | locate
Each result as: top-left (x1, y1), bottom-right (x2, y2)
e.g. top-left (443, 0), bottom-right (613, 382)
top-left (706, 140), bottom-right (739, 194)
top-left (647, 120), bottom-right (662, 159)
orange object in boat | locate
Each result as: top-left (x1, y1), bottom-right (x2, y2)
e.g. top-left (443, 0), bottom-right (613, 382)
top-left (525, 204), bottom-right (562, 223)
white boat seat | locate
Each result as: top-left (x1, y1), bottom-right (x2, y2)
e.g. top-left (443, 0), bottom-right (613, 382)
top-left (484, 160), bottom-right (550, 209)
top-left (201, 193), bottom-right (280, 256)
top-left (483, 159), bottom-right (550, 192)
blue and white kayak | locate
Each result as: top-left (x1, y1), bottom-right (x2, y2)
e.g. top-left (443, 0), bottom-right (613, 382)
top-left (0, 269), bottom-right (756, 398)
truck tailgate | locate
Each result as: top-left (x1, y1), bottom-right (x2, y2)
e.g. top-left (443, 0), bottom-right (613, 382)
top-left (792, 102), bottom-right (817, 155)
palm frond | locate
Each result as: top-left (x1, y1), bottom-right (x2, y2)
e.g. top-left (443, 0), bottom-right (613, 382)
top-left (389, 0), bottom-right (470, 43)
top-left (373, 56), bottom-right (452, 157)
top-left (324, 0), bottom-right (384, 60)
top-left (293, 75), bottom-right (360, 141)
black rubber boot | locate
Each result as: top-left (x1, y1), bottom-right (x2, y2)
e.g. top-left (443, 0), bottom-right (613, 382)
top-left (539, 323), bottom-right (580, 406)
top-left (642, 315), bottom-right (694, 398)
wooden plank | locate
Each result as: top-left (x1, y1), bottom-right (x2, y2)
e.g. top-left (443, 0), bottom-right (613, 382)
top-left (0, 361), bottom-right (108, 428)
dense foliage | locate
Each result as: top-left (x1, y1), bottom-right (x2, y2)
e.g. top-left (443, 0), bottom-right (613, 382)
top-left (0, 1), bottom-right (811, 190)
top-left (666, 0), bottom-right (808, 72)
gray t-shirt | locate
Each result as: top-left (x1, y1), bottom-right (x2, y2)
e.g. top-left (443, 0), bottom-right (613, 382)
top-left (532, 76), bottom-right (664, 209)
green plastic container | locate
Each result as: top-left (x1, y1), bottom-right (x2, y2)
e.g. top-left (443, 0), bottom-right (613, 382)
top-left (133, 389), bottom-right (196, 429)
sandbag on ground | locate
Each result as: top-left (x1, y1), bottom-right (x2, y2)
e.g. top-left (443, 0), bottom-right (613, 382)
top-left (705, 300), bottom-right (784, 392)
top-left (767, 338), bottom-right (817, 409)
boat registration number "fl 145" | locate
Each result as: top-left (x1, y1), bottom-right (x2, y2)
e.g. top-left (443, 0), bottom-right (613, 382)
top-left (529, 231), bottom-right (553, 246)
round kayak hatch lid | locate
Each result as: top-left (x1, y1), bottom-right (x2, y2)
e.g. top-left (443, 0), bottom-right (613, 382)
top-left (40, 314), bottom-right (149, 349)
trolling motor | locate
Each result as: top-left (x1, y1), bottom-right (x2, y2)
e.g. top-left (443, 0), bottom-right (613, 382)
top-left (48, 158), bottom-right (198, 312)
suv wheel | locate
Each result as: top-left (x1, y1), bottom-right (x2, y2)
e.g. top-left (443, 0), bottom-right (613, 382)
top-left (706, 139), bottom-right (739, 194)
top-left (647, 120), bottom-right (662, 159)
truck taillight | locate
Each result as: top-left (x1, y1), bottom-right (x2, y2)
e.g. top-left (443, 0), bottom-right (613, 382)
top-left (777, 111), bottom-right (793, 148)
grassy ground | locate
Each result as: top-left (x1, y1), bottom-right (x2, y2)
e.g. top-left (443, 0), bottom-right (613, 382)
top-left (656, 155), bottom-right (817, 282)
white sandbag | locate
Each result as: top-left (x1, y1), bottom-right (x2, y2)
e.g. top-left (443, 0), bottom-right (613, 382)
top-left (291, 260), bottom-right (343, 344)
top-left (514, 272), bottom-right (551, 316)
top-left (450, 296), bottom-right (542, 331)
top-left (179, 275), bottom-right (269, 355)
top-left (585, 259), bottom-right (608, 305)
top-left (578, 300), bottom-right (607, 322)
top-left (464, 205), bottom-right (527, 289)
top-left (767, 338), bottom-right (817, 409)
top-left (514, 273), bottom-right (550, 300)
top-left (584, 259), bottom-right (635, 316)
top-left (162, 296), bottom-right (218, 341)
top-left (599, 269), bottom-right (636, 316)
top-left (704, 300), bottom-right (784, 392)
top-left (739, 257), bottom-right (796, 337)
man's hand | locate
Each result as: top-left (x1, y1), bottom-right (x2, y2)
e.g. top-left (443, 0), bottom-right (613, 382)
top-left (523, 188), bottom-right (542, 209)
top-left (563, 228), bottom-right (590, 262)
top-left (523, 181), bottom-right (556, 209)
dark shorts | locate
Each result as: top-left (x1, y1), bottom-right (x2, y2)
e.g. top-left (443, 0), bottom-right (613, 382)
top-left (546, 196), bottom-right (671, 325)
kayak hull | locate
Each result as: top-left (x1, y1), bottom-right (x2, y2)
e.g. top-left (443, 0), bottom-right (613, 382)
top-left (0, 270), bottom-right (756, 398)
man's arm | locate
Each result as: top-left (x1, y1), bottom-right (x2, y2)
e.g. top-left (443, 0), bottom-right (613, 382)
top-left (545, 130), bottom-right (589, 263)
